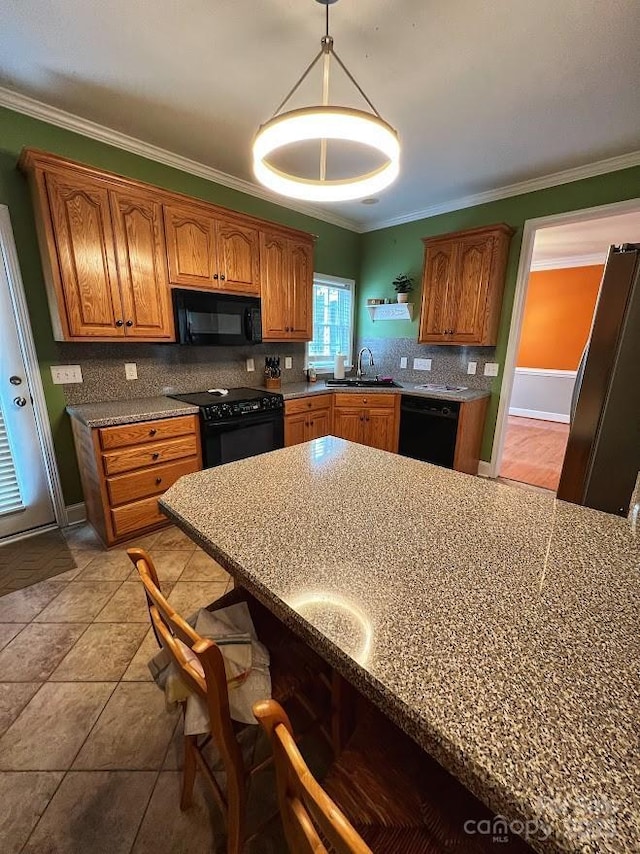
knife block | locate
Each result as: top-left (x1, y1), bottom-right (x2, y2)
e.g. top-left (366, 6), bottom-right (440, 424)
top-left (264, 377), bottom-right (281, 390)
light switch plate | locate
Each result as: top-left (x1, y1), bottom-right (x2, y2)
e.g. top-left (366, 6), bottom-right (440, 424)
top-left (285, 357), bottom-right (292, 370)
top-left (246, 358), bottom-right (255, 372)
top-left (400, 357), bottom-right (408, 369)
top-left (484, 362), bottom-right (499, 377)
top-left (413, 358), bottom-right (432, 371)
top-left (467, 361), bottom-right (477, 375)
top-left (125, 363), bottom-right (138, 380)
top-left (50, 365), bottom-right (83, 384)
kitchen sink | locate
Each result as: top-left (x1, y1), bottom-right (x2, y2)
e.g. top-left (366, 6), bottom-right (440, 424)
top-left (325, 377), bottom-right (403, 388)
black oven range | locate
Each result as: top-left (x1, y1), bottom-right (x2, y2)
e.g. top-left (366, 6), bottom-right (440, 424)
top-left (168, 387), bottom-right (284, 469)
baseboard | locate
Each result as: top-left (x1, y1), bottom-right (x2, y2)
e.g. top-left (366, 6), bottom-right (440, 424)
top-left (477, 461), bottom-right (493, 478)
top-left (509, 407), bottom-right (570, 424)
top-left (65, 502), bottom-right (87, 525)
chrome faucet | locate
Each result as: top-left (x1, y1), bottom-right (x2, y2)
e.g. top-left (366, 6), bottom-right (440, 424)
top-left (356, 347), bottom-right (375, 379)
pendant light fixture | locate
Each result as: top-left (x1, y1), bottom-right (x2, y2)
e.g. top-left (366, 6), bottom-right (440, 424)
top-left (252, 0), bottom-right (400, 203)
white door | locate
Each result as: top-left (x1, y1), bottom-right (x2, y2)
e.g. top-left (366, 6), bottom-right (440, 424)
top-left (0, 210), bottom-right (55, 539)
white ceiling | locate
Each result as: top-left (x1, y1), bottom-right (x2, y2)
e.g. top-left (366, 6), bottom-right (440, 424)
top-left (531, 211), bottom-right (640, 267)
top-left (1, 0), bottom-right (639, 231)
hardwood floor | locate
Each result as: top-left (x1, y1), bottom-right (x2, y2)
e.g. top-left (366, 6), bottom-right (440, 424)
top-left (500, 416), bottom-right (570, 491)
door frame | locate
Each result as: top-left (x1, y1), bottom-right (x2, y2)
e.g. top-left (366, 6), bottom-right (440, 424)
top-left (0, 205), bottom-right (67, 529)
top-left (488, 196), bottom-right (640, 479)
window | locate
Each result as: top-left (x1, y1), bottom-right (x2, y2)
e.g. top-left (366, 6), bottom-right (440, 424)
top-left (307, 274), bottom-right (355, 371)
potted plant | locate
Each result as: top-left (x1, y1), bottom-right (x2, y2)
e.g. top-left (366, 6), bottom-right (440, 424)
top-left (393, 273), bottom-right (414, 303)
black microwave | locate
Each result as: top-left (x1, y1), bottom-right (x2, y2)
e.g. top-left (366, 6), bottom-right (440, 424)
top-left (173, 289), bottom-right (262, 346)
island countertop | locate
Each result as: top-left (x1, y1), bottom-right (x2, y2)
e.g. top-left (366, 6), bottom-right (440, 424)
top-left (161, 438), bottom-right (639, 853)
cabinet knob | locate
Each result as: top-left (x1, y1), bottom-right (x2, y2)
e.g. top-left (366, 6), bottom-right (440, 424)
top-left (115, 319), bottom-right (124, 327)
top-left (152, 452), bottom-right (160, 460)
top-left (213, 273), bottom-right (219, 280)
top-left (125, 320), bottom-right (133, 327)
top-left (155, 477), bottom-right (162, 485)
top-left (220, 274), bottom-right (225, 281)
top-left (149, 428), bottom-right (157, 436)
top-left (363, 398), bottom-right (368, 403)
top-left (307, 402), bottom-right (312, 408)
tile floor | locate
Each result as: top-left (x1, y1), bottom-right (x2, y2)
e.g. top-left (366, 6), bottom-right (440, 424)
top-left (0, 523), bottom-right (287, 853)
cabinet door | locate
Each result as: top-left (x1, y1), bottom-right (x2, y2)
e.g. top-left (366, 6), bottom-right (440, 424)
top-left (45, 170), bottom-right (123, 337)
top-left (288, 239), bottom-right (313, 340)
top-left (333, 408), bottom-right (364, 444)
top-left (260, 231), bottom-right (289, 339)
top-left (448, 234), bottom-right (493, 343)
top-left (216, 219), bottom-right (260, 294)
top-left (418, 241), bottom-right (454, 343)
top-left (163, 204), bottom-right (217, 287)
top-left (363, 408), bottom-right (397, 452)
top-left (307, 407), bottom-right (332, 441)
top-left (284, 413), bottom-right (308, 447)
top-left (110, 190), bottom-right (174, 339)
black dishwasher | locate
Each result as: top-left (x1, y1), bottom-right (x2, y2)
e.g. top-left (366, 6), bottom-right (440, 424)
top-left (398, 395), bottom-right (459, 468)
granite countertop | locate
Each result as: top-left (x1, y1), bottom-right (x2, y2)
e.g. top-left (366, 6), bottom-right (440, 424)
top-left (282, 380), bottom-right (490, 403)
top-left (66, 396), bottom-right (199, 428)
top-left (160, 438), bottom-right (640, 853)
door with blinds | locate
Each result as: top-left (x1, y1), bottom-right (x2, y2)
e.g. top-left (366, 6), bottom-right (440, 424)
top-left (0, 214), bottom-right (55, 539)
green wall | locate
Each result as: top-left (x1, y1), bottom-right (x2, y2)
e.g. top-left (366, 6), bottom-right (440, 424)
top-left (0, 106), bottom-right (361, 506)
top-left (358, 166), bottom-right (640, 460)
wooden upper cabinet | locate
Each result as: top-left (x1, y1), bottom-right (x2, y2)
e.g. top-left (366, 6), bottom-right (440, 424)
top-left (110, 190), bottom-right (173, 339)
top-left (45, 170), bottom-right (124, 338)
top-left (419, 224), bottom-right (514, 346)
top-left (419, 241), bottom-right (455, 342)
top-left (289, 240), bottom-right (313, 339)
top-left (216, 219), bottom-right (259, 294)
top-left (163, 204), bottom-right (217, 287)
top-left (260, 232), bottom-right (314, 341)
top-left (260, 231), bottom-right (289, 338)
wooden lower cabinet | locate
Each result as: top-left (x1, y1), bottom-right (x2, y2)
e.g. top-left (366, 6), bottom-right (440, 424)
top-left (332, 394), bottom-right (400, 453)
top-left (70, 413), bottom-right (202, 546)
top-left (284, 394), bottom-right (333, 446)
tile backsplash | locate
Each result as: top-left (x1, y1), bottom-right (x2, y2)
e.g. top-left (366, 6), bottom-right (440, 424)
top-left (56, 342), bottom-right (307, 404)
top-left (355, 337), bottom-right (496, 390)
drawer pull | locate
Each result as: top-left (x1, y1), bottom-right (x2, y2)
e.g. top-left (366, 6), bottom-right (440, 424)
top-left (307, 402), bottom-right (312, 408)
top-left (149, 428), bottom-right (157, 436)
top-left (152, 452), bottom-right (160, 460)
top-left (155, 477), bottom-right (162, 485)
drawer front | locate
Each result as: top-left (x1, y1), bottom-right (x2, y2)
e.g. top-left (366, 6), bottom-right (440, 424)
top-left (102, 435), bottom-right (199, 476)
top-left (285, 394), bottom-right (333, 415)
top-left (99, 415), bottom-right (197, 450)
top-left (106, 457), bottom-right (200, 507)
top-left (111, 496), bottom-right (166, 538)
top-left (333, 393), bottom-right (396, 409)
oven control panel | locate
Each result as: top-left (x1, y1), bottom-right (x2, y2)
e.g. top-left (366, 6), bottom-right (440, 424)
top-left (202, 394), bottom-right (283, 421)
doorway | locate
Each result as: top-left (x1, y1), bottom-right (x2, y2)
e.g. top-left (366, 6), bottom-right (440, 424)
top-left (491, 198), bottom-right (640, 491)
top-left (0, 206), bottom-right (62, 540)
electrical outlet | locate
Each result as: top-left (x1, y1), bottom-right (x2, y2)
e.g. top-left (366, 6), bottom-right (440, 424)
top-left (400, 357), bottom-right (408, 369)
top-left (467, 361), bottom-right (477, 375)
top-left (246, 358), bottom-right (255, 372)
top-left (50, 365), bottom-right (83, 384)
top-left (124, 363), bottom-right (138, 380)
top-left (413, 358), bottom-right (432, 371)
top-left (484, 362), bottom-right (499, 377)
top-left (285, 356), bottom-right (292, 370)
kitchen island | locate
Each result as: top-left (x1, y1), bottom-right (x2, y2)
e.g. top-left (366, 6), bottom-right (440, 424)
top-left (160, 438), bottom-right (639, 853)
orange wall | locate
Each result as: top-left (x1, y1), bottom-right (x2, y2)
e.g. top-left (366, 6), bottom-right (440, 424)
top-left (516, 265), bottom-right (603, 370)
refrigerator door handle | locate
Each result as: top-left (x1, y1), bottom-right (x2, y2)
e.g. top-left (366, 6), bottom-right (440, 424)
top-left (570, 344), bottom-right (589, 425)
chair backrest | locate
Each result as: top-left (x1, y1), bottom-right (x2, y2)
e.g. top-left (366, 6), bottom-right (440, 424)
top-left (253, 699), bottom-right (372, 854)
top-left (127, 548), bottom-right (244, 792)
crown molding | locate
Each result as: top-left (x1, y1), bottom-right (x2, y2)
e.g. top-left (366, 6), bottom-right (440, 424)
top-left (0, 86), bottom-right (360, 232)
top-left (364, 150), bottom-right (640, 233)
top-left (529, 252), bottom-right (606, 271)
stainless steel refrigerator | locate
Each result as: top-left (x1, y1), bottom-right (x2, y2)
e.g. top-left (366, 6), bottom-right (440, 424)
top-left (557, 243), bottom-right (640, 516)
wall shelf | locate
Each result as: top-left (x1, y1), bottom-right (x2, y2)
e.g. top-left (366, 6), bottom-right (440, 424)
top-left (367, 302), bottom-right (414, 322)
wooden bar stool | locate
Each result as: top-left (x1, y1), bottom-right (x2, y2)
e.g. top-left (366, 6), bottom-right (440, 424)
top-left (127, 548), bottom-right (330, 854)
top-left (254, 698), bottom-right (534, 853)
